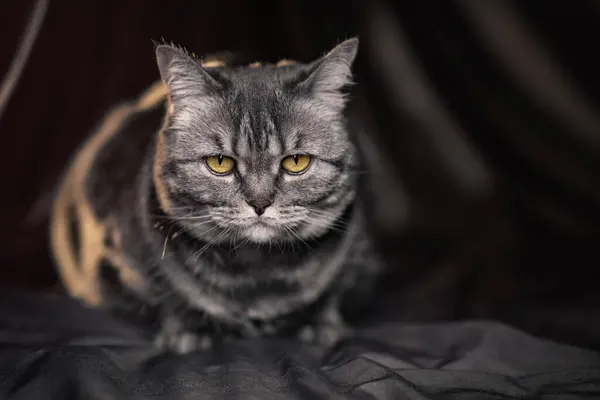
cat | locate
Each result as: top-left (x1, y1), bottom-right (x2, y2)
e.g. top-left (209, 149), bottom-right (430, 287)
top-left (50, 37), bottom-right (384, 354)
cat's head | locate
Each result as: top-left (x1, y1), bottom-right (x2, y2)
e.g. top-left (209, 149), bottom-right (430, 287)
top-left (154, 38), bottom-right (359, 245)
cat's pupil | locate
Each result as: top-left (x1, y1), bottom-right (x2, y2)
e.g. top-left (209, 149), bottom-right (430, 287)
top-left (218, 155), bottom-right (223, 165)
top-left (293, 155), bottom-right (298, 164)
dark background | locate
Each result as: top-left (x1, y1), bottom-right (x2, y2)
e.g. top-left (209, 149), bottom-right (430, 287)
top-left (1, 0), bottom-right (600, 351)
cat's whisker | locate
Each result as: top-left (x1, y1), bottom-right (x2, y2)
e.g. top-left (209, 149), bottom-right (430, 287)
top-left (150, 215), bottom-right (214, 227)
top-left (160, 215), bottom-right (214, 221)
top-left (190, 228), bottom-right (231, 262)
top-left (298, 209), bottom-right (347, 224)
top-left (305, 207), bottom-right (346, 217)
top-left (306, 210), bottom-right (348, 221)
top-left (230, 234), bottom-right (251, 253)
top-left (280, 226), bottom-right (294, 248)
top-left (283, 225), bottom-right (313, 252)
top-left (295, 217), bottom-right (348, 231)
top-left (302, 221), bottom-right (345, 233)
top-left (302, 218), bottom-right (347, 234)
top-left (304, 207), bottom-right (337, 215)
top-left (161, 225), bottom-right (175, 259)
top-left (232, 228), bottom-right (243, 252)
top-left (176, 223), bottom-right (220, 242)
top-left (229, 228), bottom-right (236, 250)
top-left (274, 235), bottom-right (283, 252)
top-left (172, 221), bottom-right (211, 236)
top-left (305, 209), bottom-right (350, 226)
top-left (163, 205), bottom-right (200, 210)
top-left (305, 216), bottom-right (348, 229)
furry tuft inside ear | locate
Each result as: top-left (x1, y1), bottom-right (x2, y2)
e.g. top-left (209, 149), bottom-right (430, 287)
top-left (300, 37), bottom-right (359, 110)
top-left (155, 44), bottom-right (220, 106)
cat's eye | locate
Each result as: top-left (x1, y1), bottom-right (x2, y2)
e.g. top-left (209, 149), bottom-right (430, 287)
top-left (205, 155), bottom-right (236, 175)
top-left (281, 154), bottom-right (311, 174)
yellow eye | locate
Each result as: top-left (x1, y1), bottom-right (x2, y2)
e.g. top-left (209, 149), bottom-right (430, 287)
top-left (281, 154), bottom-right (311, 174)
top-left (205, 155), bottom-right (235, 175)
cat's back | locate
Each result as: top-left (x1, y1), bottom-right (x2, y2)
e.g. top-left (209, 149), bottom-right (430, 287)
top-left (49, 81), bottom-right (168, 306)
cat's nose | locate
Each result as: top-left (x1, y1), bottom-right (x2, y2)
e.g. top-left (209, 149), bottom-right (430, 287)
top-left (247, 199), bottom-right (273, 216)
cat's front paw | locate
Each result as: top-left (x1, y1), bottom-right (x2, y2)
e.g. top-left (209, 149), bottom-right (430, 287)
top-left (154, 316), bottom-right (213, 354)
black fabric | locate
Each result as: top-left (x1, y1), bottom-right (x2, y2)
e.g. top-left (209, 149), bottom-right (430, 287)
top-left (1, 290), bottom-right (599, 399)
top-left (347, 0), bottom-right (600, 352)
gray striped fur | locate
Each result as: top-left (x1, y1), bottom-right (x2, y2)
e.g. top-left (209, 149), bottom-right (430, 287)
top-left (51, 38), bottom-right (383, 353)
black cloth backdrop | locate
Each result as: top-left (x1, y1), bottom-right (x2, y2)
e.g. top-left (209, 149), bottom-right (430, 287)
top-left (354, 0), bottom-right (600, 350)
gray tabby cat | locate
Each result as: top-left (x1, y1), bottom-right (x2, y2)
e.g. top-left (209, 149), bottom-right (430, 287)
top-left (50, 37), bottom-right (383, 354)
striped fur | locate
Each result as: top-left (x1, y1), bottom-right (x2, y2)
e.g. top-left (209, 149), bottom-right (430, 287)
top-left (50, 39), bottom-right (383, 352)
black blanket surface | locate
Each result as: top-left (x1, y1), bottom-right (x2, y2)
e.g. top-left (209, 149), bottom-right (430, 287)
top-left (1, 290), bottom-right (599, 399)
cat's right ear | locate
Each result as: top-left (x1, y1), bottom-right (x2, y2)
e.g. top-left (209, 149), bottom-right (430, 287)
top-left (155, 44), bottom-right (220, 107)
top-left (297, 38), bottom-right (359, 111)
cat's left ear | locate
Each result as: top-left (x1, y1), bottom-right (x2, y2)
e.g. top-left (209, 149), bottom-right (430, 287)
top-left (300, 37), bottom-right (359, 110)
top-left (155, 44), bottom-right (221, 107)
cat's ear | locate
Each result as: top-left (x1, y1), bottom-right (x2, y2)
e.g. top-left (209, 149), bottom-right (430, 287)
top-left (300, 37), bottom-right (359, 109)
top-left (155, 44), bottom-right (220, 106)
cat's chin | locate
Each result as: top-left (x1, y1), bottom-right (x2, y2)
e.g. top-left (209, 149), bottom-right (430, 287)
top-left (242, 224), bottom-right (279, 244)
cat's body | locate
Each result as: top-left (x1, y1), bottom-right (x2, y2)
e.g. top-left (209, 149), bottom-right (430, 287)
top-left (50, 39), bottom-right (383, 353)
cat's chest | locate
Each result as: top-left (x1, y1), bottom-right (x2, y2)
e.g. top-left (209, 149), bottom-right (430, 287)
top-left (156, 247), bottom-right (346, 322)
top-left (168, 235), bottom-right (326, 290)
top-left (136, 216), bottom-right (362, 325)
top-left (181, 249), bottom-right (312, 303)
top-left (173, 280), bottom-right (332, 338)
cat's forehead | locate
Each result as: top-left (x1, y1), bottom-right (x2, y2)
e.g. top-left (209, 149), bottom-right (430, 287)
top-left (169, 59), bottom-right (348, 160)
top-left (226, 94), bottom-right (288, 158)
top-left (219, 69), bottom-right (345, 157)
top-left (224, 97), bottom-right (346, 161)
